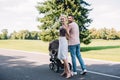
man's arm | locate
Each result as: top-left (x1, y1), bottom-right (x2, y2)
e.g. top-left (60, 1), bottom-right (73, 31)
top-left (63, 24), bottom-right (71, 40)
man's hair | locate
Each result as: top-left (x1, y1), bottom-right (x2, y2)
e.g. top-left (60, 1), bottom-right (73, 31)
top-left (68, 14), bottom-right (74, 18)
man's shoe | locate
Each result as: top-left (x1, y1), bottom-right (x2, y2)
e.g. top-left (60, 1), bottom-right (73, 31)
top-left (80, 69), bottom-right (87, 75)
top-left (72, 72), bottom-right (77, 75)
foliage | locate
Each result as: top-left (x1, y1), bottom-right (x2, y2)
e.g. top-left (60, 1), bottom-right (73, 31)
top-left (9, 30), bottom-right (40, 40)
top-left (0, 29), bottom-right (8, 40)
top-left (0, 27), bottom-right (120, 40)
top-left (89, 28), bottom-right (120, 40)
top-left (36, 0), bottom-right (92, 44)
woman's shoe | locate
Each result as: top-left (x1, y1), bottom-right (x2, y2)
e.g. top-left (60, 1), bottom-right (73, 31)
top-left (61, 72), bottom-right (66, 76)
top-left (66, 72), bottom-right (73, 79)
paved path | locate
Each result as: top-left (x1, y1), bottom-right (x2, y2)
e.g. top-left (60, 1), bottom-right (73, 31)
top-left (0, 48), bottom-right (120, 80)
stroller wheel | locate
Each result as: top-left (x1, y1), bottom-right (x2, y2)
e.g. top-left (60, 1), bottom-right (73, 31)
top-left (68, 63), bottom-right (72, 70)
top-left (53, 63), bottom-right (59, 72)
top-left (49, 63), bottom-right (54, 70)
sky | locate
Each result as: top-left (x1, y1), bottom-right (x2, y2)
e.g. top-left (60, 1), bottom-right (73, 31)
top-left (86, 0), bottom-right (120, 30)
top-left (0, 0), bottom-right (41, 34)
top-left (0, 0), bottom-right (120, 34)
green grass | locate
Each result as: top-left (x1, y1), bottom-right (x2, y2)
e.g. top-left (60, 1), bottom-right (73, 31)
top-left (81, 39), bottom-right (120, 62)
top-left (0, 39), bottom-right (120, 62)
top-left (0, 40), bottom-right (49, 53)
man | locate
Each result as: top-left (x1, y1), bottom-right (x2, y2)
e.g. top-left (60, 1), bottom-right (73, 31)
top-left (68, 14), bottom-right (87, 75)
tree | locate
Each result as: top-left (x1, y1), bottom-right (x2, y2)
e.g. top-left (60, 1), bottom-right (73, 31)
top-left (18, 30), bottom-right (30, 39)
top-left (0, 29), bottom-right (8, 40)
top-left (0, 34), bottom-right (2, 39)
top-left (117, 31), bottom-right (120, 39)
top-left (89, 28), bottom-right (97, 39)
top-left (30, 31), bottom-right (39, 40)
top-left (89, 28), bottom-right (120, 40)
top-left (10, 31), bottom-right (18, 39)
top-left (107, 28), bottom-right (117, 40)
top-left (36, 0), bottom-right (92, 44)
top-left (10, 30), bottom-right (30, 40)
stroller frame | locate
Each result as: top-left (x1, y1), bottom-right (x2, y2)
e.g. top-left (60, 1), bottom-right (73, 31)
top-left (49, 40), bottom-right (71, 72)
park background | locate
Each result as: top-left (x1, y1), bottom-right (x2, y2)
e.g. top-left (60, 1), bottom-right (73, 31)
top-left (0, 0), bottom-right (120, 62)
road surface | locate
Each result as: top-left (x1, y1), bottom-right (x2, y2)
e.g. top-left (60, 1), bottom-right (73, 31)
top-left (0, 48), bottom-right (120, 80)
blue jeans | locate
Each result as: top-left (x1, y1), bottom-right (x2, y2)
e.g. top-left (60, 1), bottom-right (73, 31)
top-left (69, 44), bottom-right (86, 72)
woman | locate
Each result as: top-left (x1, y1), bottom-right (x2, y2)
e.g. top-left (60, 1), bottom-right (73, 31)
top-left (57, 15), bottom-right (72, 78)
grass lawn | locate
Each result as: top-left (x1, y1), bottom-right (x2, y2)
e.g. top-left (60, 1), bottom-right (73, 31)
top-left (0, 40), bottom-right (49, 53)
top-left (81, 39), bottom-right (120, 62)
top-left (0, 39), bottom-right (120, 62)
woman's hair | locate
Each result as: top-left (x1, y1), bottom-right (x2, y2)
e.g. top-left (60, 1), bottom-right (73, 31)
top-left (59, 14), bottom-right (67, 22)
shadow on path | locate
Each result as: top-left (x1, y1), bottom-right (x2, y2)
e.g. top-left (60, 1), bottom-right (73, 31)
top-left (0, 55), bottom-right (120, 80)
top-left (0, 55), bottom-right (81, 80)
top-left (81, 45), bottom-right (120, 52)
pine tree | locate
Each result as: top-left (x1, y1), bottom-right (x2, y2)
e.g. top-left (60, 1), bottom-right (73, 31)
top-left (36, 0), bottom-right (92, 44)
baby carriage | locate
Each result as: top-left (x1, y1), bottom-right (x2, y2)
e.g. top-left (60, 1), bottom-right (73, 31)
top-left (48, 39), bottom-right (72, 72)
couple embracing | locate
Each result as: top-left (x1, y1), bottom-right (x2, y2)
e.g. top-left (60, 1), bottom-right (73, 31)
top-left (57, 14), bottom-right (87, 79)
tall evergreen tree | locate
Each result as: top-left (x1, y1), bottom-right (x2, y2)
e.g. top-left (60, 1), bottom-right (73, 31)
top-left (36, 0), bottom-right (92, 44)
